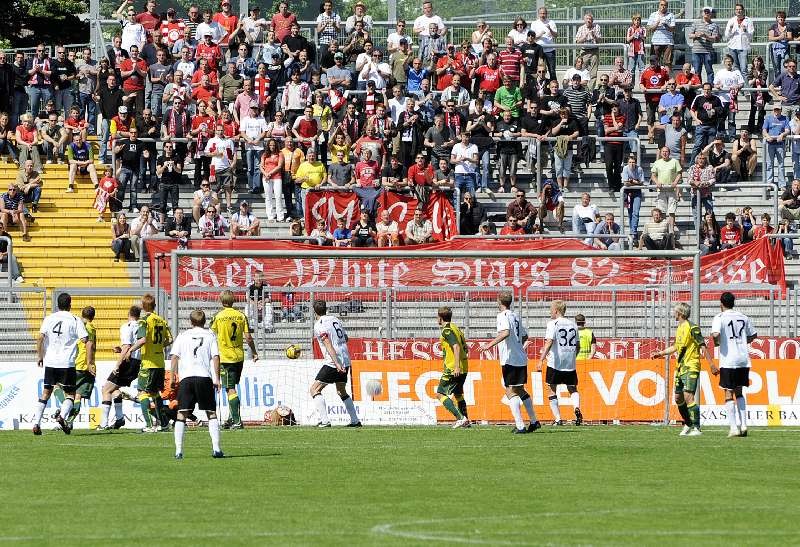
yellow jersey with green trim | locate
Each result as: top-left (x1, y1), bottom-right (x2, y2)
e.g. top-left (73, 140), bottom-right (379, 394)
top-left (137, 312), bottom-right (172, 369)
top-left (75, 322), bottom-right (96, 372)
top-left (440, 322), bottom-right (468, 375)
top-left (577, 328), bottom-right (595, 360)
top-left (211, 306), bottom-right (250, 363)
top-left (674, 320), bottom-right (704, 374)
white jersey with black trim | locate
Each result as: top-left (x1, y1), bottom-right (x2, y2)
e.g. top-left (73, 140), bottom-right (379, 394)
top-left (40, 311), bottom-right (89, 369)
top-left (496, 309), bottom-right (528, 367)
top-left (544, 317), bottom-right (579, 372)
top-left (120, 320), bottom-right (142, 360)
top-left (711, 309), bottom-right (756, 369)
top-left (170, 327), bottom-right (220, 379)
top-left (314, 314), bottom-right (351, 369)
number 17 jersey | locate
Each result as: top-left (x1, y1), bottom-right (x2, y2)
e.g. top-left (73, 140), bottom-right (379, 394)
top-left (314, 315), bottom-right (351, 369)
top-left (711, 309), bottom-right (756, 369)
top-left (545, 317), bottom-right (578, 371)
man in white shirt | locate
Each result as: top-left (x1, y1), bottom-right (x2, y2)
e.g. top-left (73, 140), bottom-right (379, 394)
top-left (386, 19), bottom-right (412, 53)
top-left (33, 292), bottom-right (89, 435)
top-left (571, 192), bottom-right (600, 244)
top-left (240, 102), bottom-right (268, 193)
top-left (309, 300), bottom-right (360, 427)
top-left (723, 4), bottom-right (754, 75)
top-left (450, 131), bottom-right (478, 208)
top-left (710, 291), bottom-right (757, 437)
top-left (230, 201), bottom-right (261, 238)
top-left (531, 7), bottom-right (558, 80)
top-left (170, 309), bottom-right (223, 459)
top-left (98, 305), bottom-right (143, 430)
top-left (205, 125), bottom-right (237, 212)
top-left (480, 292), bottom-right (540, 434)
top-left (195, 9), bottom-right (225, 44)
top-left (538, 300), bottom-right (582, 425)
top-left (647, 0), bottom-right (676, 68)
top-left (412, 1), bottom-right (445, 38)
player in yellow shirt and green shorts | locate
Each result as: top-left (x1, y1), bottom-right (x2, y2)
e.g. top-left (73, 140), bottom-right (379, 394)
top-left (436, 307), bottom-right (470, 429)
top-left (124, 294), bottom-right (173, 432)
top-left (653, 302), bottom-right (714, 436)
top-left (211, 290), bottom-right (258, 429)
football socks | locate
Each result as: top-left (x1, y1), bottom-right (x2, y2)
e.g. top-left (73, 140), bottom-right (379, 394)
top-left (340, 394), bottom-right (359, 423)
top-left (228, 391), bottom-right (241, 424)
top-left (508, 395), bottom-right (525, 430)
top-left (208, 418), bottom-right (221, 453)
top-left (677, 402), bottom-right (691, 426)
top-left (439, 395), bottom-right (463, 420)
top-left (520, 393), bottom-right (538, 423)
top-left (174, 419), bottom-right (185, 455)
top-left (548, 395), bottom-right (561, 422)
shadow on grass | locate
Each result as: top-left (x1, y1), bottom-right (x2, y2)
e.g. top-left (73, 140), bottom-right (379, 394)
top-left (223, 453), bottom-right (282, 459)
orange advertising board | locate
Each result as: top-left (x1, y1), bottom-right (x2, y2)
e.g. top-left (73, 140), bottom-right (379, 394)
top-left (351, 359), bottom-right (800, 424)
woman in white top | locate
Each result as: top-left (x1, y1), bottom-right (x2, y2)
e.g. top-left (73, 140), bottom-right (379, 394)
top-left (713, 54), bottom-right (745, 140)
top-left (508, 17), bottom-right (529, 46)
top-left (265, 110), bottom-right (290, 141)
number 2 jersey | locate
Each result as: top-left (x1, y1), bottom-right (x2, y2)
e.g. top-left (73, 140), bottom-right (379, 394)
top-left (170, 327), bottom-right (220, 379)
top-left (137, 312), bottom-right (173, 370)
top-left (314, 314), bottom-right (351, 369)
top-left (544, 317), bottom-right (578, 371)
top-left (39, 311), bottom-right (89, 369)
top-left (497, 310), bottom-right (528, 367)
top-left (211, 306), bottom-right (250, 364)
top-left (711, 310), bottom-right (756, 369)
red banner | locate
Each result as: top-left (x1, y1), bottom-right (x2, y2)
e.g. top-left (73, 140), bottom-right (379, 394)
top-left (147, 237), bottom-right (785, 291)
top-left (303, 190), bottom-right (457, 241)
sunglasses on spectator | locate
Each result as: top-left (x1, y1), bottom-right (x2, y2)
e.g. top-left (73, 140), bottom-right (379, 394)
top-left (206, 209), bottom-right (216, 213)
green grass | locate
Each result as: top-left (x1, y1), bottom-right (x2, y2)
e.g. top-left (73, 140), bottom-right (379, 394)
top-left (1, 425), bottom-right (798, 546)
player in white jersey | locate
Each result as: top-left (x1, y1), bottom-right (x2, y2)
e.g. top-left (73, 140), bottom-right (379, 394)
top-left (32, 292), bottom-right (89, 435)
top-left (480, 291), bottom-right (541, 434)
top-left (309, 300), bottom-right (360, 428)
top-left (170, 310), bottom-right (223, 459)
top-left (710, 292), bottom-right (757, 438)
top-left (538, 300), bottom-right (582, 425)
top-left (98, 306), bottom-right (143, 430)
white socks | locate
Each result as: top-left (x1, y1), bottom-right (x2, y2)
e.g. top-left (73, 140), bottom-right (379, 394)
top-left (726, 400), bottom-right (738, 429)
top-left (34, 400), bottom-right (46, 426)
top-left (208, 418), bottom-right (221, 452)
top-left (570, 391), bottom-right (580, 410)
top-left (174, 420), bottom-right (185, 455)
top-left (314, 395), bottom-right (329, 424)
top-left (548, 396), bottom-right (561, 421)
top-left (114, 400), bottom-right (124, 420)
top-left (736, 396), bottom-right (747, 430)
top-left (60, 398), bottom-right (73, 421)
top-left (342, 396), bottom-right (358, 423)
top-left (508, 396), bottom-right (525, 429)
top-left (521, 396), bottom-right (538, 423)
top-left (101, 402), bottom-right (111, 427)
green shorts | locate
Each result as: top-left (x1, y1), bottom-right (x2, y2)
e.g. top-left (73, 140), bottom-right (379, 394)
top-left (436, 372), bottom-right (467, 396)
top-left (75, 371), bottom-right (96, 398)
top-left (138, 367), bottom-right (166, 394)
top-left (674, 371), bottom-right (699, 394)
top-left (220, 362), bottom-right (244, 389)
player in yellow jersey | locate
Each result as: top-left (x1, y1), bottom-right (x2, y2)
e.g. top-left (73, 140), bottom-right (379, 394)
top-left (124, 293), bottom-right (173, 433)
top-left (54, 307), bottom-right (96, 428)
top-left (575, 314), bottom-right (596, 361)
top-left (211, 290), bottom-right (258, 429)
top-left (436, 307), bottom-right (470, 429)
top-left (653, 302), bottom-right (714, 436)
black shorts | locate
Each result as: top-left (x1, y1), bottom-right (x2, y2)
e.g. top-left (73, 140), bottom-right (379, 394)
top-left (502, 365), bottom-right (528, 387)
top-left (107, 358), bottom-right (141, 387)
top-left (315, 365), bottom-right (349, 384)
top-left (221, 362), bottom-right (244, 390)
top-left (43, 367), bottom-right (76, 391)
top-left (178, 376), bottom-right (216, 412)
top-left (545, 366), bottom-right (578, 387)
top-left (719, 367), bottom-right (750, 390)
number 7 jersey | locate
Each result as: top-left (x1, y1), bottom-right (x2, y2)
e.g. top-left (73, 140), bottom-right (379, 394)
top-left (314, 315), bottom-right (351, 369)
top-left (138, 312), bottom-right (173, 370)
top-left (544, 317), bottom-right (579, 371)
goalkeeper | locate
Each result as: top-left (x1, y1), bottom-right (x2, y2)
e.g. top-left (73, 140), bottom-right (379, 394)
top-left (653, 302), bottom-right (714, 436)
top-left (436, 307), bottom-right (470, 429)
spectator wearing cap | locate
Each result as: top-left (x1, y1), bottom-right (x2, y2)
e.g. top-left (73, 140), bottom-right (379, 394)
top-left (387, 20), bottom-right (412, 54)
top-left (769, 57), bottom-right (800, 107)
top-left (230, 201), bottom-right (261, 238)
top-left (723, 4), bottom-right (754, 76)
top-left (647, 0), bottom-right (676, 68)
top-left (688, 6), bottom-right (720, 83)
top-left (1, 184), bottom-right (30, 242)
top-left (316, 0), bottom-right (341, 59)
top-left (575, 12), bottom-right (602, 91)
top-left (325, 52), bottom-right (352, 90)
top-left (346, 1), bottom-right (373, 33)
top-left (763, 104), bottom-right (790, 190)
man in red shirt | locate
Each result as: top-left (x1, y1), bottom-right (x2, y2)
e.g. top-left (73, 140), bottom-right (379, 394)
top-left (160, 8), bottom-right (186, 49)
top-left (135, 0), bottom-right (162, 43)
top-left (497, 37), bottom-right (523, 84)
top-left (212, 1), bottom-right (239, 46)
top-left (196, 32), bottom-right (223, 71)
top-left (96, 166), bottom-right (119, 220)
top-left (353, 148), bottom-right (381, 216)
top-left (640, 55), bottom-right (669, 141)
top-left (271, 1), bottom-right (297, 43)
top-left (475, 53), bottom-right (502, 98)
top-left (435, 45), bottom-right (458, 91)
top-left (719, 212), bottom-right (743, 249)
top-left (291, 105), bottom-right (320, 153)
top-left (192, 74), bottom-right (220, 112)
top-left (353, 124), bottom-right (386, 168)
top-left (500, 214), bottom-right (526, 235)
top-left (118, 44), bottom-right (148, 114)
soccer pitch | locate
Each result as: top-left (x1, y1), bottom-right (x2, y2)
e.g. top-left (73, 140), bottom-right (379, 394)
top-left (2, 426), bottom-right (798, 546)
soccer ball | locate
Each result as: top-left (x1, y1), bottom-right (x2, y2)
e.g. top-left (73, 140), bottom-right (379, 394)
top-left (365, 379), bottom-right (383, 397)
top-left (285, 344), bottom-right (302, 359)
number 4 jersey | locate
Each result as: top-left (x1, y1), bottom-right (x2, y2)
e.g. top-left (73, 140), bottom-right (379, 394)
top-left (711, 310), bottom-right (756, 369)
top-left (314, 315), bottom-right (351, 370)
top-left (40, 311), bottom-right (89, 369)
top-left (170, 327), bottom-right (220, 379)
top-left (545, 317), bottom-right (579, 371)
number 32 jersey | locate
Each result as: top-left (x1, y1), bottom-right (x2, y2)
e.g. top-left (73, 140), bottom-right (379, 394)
top-left (711, 310), bottom-right (756, 369)
top-left (544, 317), bottom-right (579, 371)
top-left (170, 327), bottom-right (220, 379)
top-left (314, 315), bottom-right (351, 369)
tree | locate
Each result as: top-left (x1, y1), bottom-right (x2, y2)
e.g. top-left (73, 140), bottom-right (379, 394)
top-left (0, 0), bottom-right (89, 47)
